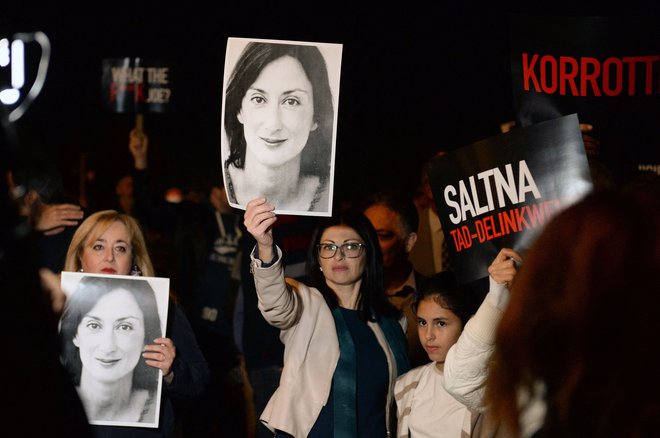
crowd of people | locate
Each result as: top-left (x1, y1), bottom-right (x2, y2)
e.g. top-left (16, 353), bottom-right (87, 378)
top-left (2, 37), bottom-right (659, 438)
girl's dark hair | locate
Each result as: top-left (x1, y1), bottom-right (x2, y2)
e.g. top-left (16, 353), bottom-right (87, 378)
top-left (224, 42), bottom-right (334, 181)
top-left (306, 206), bottom-right (399, 321)
top-left (412, 271), bottom-right (478, 327)
top-left (59, 276), bottom-right (162, 391)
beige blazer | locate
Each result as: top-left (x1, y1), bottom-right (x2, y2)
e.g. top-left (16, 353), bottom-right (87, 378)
top-left (251, 247), bottom-right (401, 437)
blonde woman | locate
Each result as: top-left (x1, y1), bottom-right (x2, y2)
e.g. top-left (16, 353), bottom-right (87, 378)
top-left (62, 210), bottom-right (209, 437)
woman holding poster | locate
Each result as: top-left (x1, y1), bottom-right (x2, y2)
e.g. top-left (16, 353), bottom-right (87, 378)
top-left (244, 197), bottom-right (410, 437)
top-left (222, 39), bottom-right (338, 215)
top-left (62, 210), bottom-right (209, 436)
top-left (59, 276), bottom-right (162, 424)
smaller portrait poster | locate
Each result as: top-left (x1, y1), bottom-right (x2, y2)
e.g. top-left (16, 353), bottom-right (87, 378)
top-left (427, 114), bottom-right (593, 285)
top-left (221, 37), bottom-right (343, 217)
top-left (59, 272), bottom-right (170, 428)
top-left (101, 58), bottom-right (173, 113)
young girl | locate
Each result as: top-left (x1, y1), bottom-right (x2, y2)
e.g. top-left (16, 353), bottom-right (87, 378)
top-left (395, 249), bottom-right (521, 437)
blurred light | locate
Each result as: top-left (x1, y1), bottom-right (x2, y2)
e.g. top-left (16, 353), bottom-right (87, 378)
top-left (165, 187), bottom-right (183, 203)
top-left (0, 88), bottom-right (20, 104)
top-left (11, 39), bottom-right (24, 88)
top-left (0, 38), bottom-right (9, 66)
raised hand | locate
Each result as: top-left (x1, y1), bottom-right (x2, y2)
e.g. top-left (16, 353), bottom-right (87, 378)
top-left (487, 248), bottom-right (523, 288)
top-left (244, 197), bottom-right (277, 262)
top-left (129, 128), bottom-right (149, 170)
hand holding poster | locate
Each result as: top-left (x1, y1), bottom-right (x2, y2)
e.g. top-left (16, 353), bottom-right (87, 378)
top-left (427, 114), bottom-right (592, 284)
top-left (59, 272), bottom-right (170, 428)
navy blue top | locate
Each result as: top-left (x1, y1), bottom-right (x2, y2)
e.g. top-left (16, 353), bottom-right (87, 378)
top-left (278, 307), bottom-right (389, 438)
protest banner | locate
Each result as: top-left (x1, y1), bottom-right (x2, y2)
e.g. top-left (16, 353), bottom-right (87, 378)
top-left (101, 57), bottom-right (173, 114)
top-left (427, 113), bottom-right (592, 284)
top-left (509, 14), bottom-right (660, 185)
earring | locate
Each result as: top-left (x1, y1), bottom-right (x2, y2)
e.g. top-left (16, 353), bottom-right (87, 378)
top-left (319, 266), bottom-right (323, 272)
top-left (130, 264), bottom-right (143, 276)
top-left (79, 268), bottom-right (84, 272)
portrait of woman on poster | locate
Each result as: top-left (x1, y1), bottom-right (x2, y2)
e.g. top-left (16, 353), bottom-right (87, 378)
top-left (222, 38), bottom-right (340, 216)
top-left (59, 275), bottom-right (164, 426)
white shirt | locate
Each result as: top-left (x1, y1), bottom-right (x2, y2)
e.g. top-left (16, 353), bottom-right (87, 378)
top-left (408, 364), bottom-right (470, 438)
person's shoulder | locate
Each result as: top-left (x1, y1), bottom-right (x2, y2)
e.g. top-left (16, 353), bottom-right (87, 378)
top-left (397, 362), bottom-right (434, 385)
top-left (284, 277), bottom-right (324, 301)
top-left (395, 363), bottom-right (435, 403)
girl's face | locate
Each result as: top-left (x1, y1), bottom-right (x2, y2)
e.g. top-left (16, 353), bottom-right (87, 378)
top-left (238, 55), bottom-right (318, 168)
top-left (74, 288), bottom-right (145, 383)
top-left (81, 221), bottom-right (133, 276)
top-left (318, 225), bottom-right (366, 289)
top-left (416, 297), bottom-right (464, 367)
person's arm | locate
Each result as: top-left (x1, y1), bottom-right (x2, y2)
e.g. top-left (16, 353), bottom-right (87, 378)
top-left (245, 198), bottom-right (305, 329)
top-left (443, 248), bottom-right (521, 409)
top-left (127, 128), bottom-right (179, 234)
top-left (32, 202), bottom-right (84, 236)
top-left (161, 304), bottom-right (210, 398)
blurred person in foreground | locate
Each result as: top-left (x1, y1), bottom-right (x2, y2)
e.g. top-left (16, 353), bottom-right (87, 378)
top-left (444, 178), bottom-right (660, 437)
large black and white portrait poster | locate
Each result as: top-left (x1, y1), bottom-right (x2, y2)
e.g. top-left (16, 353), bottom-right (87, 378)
top-left (509, 15), bottom-right (660, 185)
top-left (221, 37), bottom-right (342, 217)
top-left (59, 272), bottom-right (170, 428)
top-left (427, 114), bottom-right (593, 285)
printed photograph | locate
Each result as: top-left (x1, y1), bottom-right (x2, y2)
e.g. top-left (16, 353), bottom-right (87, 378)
top-left (59, 272), bottom-right (170, 428)
top-left (221, 37), bottom-right (343, 216)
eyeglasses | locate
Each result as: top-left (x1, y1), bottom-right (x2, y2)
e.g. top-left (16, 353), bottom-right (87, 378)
top-left (317, 242), bottom-right (365, 259)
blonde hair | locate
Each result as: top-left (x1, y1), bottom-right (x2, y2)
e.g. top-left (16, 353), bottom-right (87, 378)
top-left (64, 210), bottom-right (154, 276)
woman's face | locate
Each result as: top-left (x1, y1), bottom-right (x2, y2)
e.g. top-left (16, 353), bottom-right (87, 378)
top-left (81, 220), bottom-right (133, 275)
top-left (73, 288), bottom-right (145, 383)
top-left (237, 55), bottom-right (318, 168)
top-left (318, 225), bottom-right (366, 288)
top-left (416, 297), bottom-right (463, 367)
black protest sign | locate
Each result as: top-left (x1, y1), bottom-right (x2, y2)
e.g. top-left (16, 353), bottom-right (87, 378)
top-left (427, 114), bottom-right (592, 285)
top-left (509, 15), bottom-right (660, 184)
top-left (101, 58), bottom-right (173, 113)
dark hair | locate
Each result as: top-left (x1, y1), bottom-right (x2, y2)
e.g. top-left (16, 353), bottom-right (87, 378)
top-left (306, 206), bottom-right (398, 321)
top-left (487, 184), bottom-right (660, 437)
top-left (10, 165), bottom-right (65, 204)
top-left (361, 189), bottom-right (419, 234)
top-left (60, 276), bottom-right (162, 391)
top-left (224, 41), bottom-right (334, 181)
top-left (412, 271), bottom-right (477, 327)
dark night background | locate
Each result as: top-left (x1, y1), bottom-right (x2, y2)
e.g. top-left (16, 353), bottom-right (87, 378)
top-left (2, 2), bottom-right (658, 209)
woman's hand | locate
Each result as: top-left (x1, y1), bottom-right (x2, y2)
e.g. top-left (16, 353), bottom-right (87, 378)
top-left (34, 202), bottom-right (84, 235)
top-left (244, 198), bottom-right (277, 259)
top-left (487, 248), bottom-right (523, 288)
top-left (129, 128), bottom-right (148, 170)
top-left (143, 337), bottom-right (177, 384)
